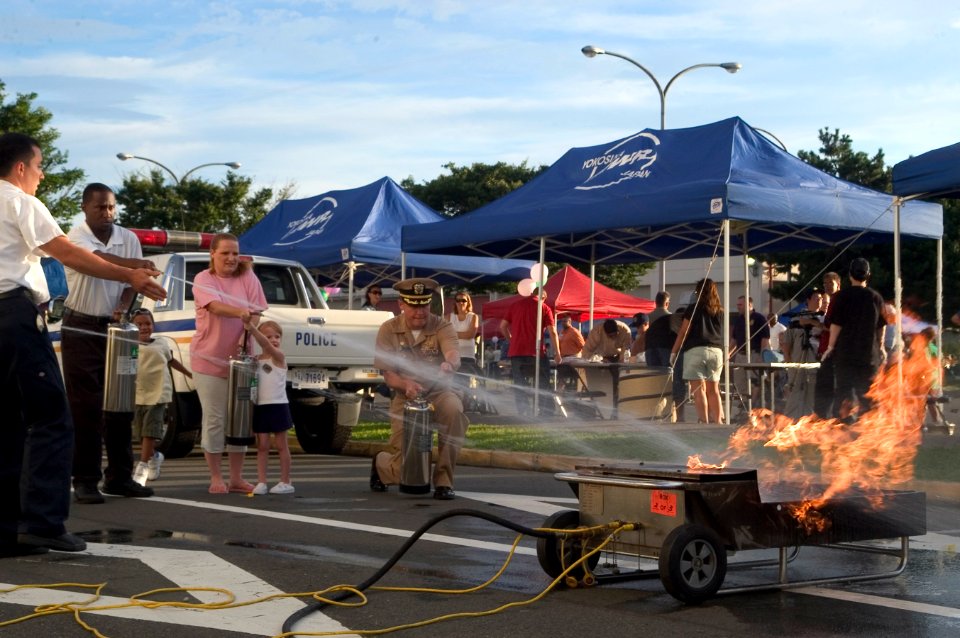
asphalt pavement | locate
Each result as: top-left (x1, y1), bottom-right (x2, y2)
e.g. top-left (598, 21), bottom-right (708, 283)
top-left (1, 453), bottom-right (957, 638)
top-left (1, 388), bottom-right (957, 638)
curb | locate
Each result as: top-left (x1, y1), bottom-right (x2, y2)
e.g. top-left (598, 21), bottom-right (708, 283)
top-left (340, 441), bottom-right (960, 501)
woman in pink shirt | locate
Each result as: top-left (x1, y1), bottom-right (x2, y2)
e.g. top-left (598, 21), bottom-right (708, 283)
top-left (191, 233), bottom-right (267, 494)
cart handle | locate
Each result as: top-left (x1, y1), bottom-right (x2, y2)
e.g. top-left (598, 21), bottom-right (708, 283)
top-left (554, 472), bottom-right (685, 490)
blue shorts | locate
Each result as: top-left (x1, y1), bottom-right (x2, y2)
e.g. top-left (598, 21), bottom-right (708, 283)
top-left (682, 346), bottom-right (724, 382)
top-left (253, 403), bottom-right (293, 434)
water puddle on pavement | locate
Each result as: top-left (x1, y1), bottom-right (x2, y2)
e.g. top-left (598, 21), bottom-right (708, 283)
top-left (76, 528), bottom-right (216, 544)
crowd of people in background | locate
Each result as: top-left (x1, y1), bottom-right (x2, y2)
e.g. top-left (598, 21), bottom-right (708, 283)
top-left (454, 256), bottom-right (942, 429)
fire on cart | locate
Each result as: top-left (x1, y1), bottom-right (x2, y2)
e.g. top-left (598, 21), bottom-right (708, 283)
top-left (536, 461), bottom-right (925, 604)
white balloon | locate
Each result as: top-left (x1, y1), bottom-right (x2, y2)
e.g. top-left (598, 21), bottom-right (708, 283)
top-left (530, 263), bottom-right (549, 284)
top-left (517, 278), bottom-right (536, 296)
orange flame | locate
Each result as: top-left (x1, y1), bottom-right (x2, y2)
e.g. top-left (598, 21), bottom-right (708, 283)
top-left (687, 454), bottom-right (728, 471)
top-left (696, 335), bottom-right (937, 533)
top-left (788, 500), bottom-right (832, 534)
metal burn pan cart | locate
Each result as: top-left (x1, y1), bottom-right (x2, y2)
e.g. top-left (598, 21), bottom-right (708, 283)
top-left (536, 462), bottom-right (926, 604)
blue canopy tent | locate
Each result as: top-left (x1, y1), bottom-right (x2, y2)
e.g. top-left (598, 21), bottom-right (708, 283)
top-left (892, 141), bottom-right (960, 362)
top-left (402, 117), bottom-right (943, 417)
top-left (403, 117), bottom-right (941, 262)
top-left (893, 142), bottom-right (960, 200)
top-left (240, 176), bottom-right (534, 306)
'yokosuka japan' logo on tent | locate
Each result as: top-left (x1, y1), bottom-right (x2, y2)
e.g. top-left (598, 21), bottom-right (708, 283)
top-left (576, 131), bottom-right (660, 191)
top-left (274, 197), bottom-right (337, 246)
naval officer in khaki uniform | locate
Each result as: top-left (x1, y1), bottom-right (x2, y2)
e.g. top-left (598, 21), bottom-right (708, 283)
top-left (370, 278), bottom-right (468, 500)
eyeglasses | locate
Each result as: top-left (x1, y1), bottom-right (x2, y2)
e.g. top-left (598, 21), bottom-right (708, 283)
top-left (131, 308), bottom-right (152, 317)
top-left (369, 290), bottom-right (382, 295)
top-left (456, 299), bottom-right (468, 304)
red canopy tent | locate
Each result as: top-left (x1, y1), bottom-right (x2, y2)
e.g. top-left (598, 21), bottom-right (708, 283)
top-left (478, 265), bottom-right (654, 325)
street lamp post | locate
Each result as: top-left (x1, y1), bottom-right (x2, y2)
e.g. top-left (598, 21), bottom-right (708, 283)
top-left (752, 127), bottom-right (788, 152)
top-left (581, 45), bottom-right (742, 291)
top-left (116, 153), bottom-right (241, 185)
top-left (116, 153), bottom-right (241, 231)
top-left (581, 45), bottom-right (741, 130)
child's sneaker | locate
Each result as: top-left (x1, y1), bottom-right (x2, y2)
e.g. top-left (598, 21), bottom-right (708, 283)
top-left (269, 482), bottom-right (295, 495)
top-left (133, 462), bottom-right (150, 486)
top-left (147, 451), bottom-right (164, 481)
top-left (251, 482), bottom-right (269, 495)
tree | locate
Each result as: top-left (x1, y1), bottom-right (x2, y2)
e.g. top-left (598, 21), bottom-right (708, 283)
top-left (402, 161), bottom-right (655, 292)
top-left (0, 80), bottom-right (85, 226)
top-left (796, 128), bottom-right (889, 190)
top-left (763, 127), bottom-right (956, 321)
top-left (401, 160), bottom-right (549, 217)
top-left (116, 169), bottom-right (274, 235)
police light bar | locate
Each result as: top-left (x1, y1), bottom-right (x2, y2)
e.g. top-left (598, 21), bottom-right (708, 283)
top-left (131, 229), bottom-right (214, 251)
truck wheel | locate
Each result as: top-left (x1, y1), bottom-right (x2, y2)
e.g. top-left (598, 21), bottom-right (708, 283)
top-left (658, 524), bottom-right (727, 604)
top-left (158, 391), bottom-right (200, 459)
top-left (291, 395), bottom-right (352, 455)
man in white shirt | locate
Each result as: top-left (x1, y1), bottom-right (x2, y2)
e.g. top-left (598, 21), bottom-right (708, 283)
top-left (0, 133), bottom-right (165, 555)
top-left (62, 183), bottom-right (157, 504)
top-left (767, 313), bottom-right (787, 353)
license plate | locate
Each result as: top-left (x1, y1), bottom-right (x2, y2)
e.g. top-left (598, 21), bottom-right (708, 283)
top-left (290, 368), bottom-right (328, 389)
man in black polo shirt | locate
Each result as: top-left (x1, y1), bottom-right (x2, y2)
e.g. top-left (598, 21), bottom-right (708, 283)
top-left (822, 258), bottom-right (887, 420)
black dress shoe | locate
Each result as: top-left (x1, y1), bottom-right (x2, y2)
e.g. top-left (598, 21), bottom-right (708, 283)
top-left (18, 532), bottom-right (86, 552)
top-left (74, 483), bottom-right (105, 505)
top-left (370, 457), bottom-right (387, 492)
top-left (433, 486), bottom-right (455, 500)
top-left (0, 542), bottom-right (49, 557)
top-left (102, 480), bottom-right (154, 498)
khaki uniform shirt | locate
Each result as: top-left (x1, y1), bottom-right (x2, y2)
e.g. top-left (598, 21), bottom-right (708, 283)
top-left (375, 312), bottom-right (460, 388)
top-left (582, 321), bottom-right (633, 360)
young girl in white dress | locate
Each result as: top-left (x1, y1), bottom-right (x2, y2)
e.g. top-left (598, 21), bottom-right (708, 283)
top-left (244, 319), bottom-right (295, 495)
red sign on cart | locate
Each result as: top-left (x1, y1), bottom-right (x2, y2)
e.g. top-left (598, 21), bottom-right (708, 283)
top-left (650, 490), bottom-right (677, 517)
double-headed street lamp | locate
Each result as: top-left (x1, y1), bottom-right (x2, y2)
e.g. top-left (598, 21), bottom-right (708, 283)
top-left (116, 153), bottom-right (242, 231)
top-left (116, 153), bottom-right (241, 185)
top-left (581, 45), bottom-right (741, 130)
top-left (582, 45), bottom-right (741, 290)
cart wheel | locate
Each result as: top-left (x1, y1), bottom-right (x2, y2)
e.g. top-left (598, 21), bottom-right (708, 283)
top-left (536, 510), bottom-right (600, 581)
top-left (658, 524), bottom-right (727, 604)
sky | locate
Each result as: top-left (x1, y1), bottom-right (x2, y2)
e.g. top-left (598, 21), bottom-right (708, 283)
top-left (2, 0), bottom-right (959, 208)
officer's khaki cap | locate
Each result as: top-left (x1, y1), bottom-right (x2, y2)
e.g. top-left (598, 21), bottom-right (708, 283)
top-left (394, 278), bottom-right (438, 306)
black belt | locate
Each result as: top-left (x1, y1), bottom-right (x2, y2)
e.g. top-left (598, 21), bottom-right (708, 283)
top-left (0, 286), bottom-right (30, 301)
top-left (62, 307), bottom-right (113, 326)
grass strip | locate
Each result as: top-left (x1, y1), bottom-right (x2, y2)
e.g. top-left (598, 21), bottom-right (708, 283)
top-left (350, 421), bottom-right (960, 482)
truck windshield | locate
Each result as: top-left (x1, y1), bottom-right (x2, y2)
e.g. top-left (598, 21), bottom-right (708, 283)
top-left (182, 261), bottom-right (323, 308)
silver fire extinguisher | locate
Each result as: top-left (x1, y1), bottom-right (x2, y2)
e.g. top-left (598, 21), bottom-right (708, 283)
top-left (103, 321), bottom-right (139, 412)
top-left (225, 335), bottom-right (258, 446)
top-left (399, 397), bottom-right (434, 494)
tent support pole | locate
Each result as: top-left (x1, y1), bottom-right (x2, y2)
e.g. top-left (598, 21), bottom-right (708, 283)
top-left (533, 238), bottom-right (546, 416)
top-left (894, 198), bottom-right (903, 404)
top-left (742, 236), bottom-right (753, 414)
top-left (723, 220), bottom-right (731, 426)
top-left (937, 236), bottom-right (943, 377)
top-left (401, 252), bottom-right (406, 280)
top-left (590, 244), bottom-right (597, 327)
top-left (347, 261), bottom-right (356, 310)
top-left (660, 259), bottom-right (667, 292)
